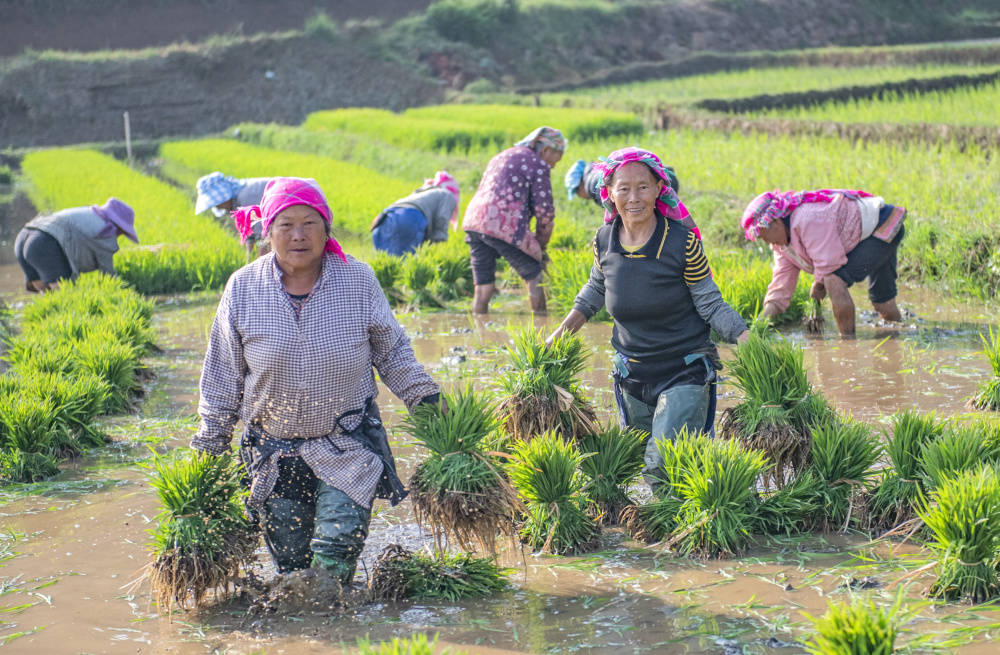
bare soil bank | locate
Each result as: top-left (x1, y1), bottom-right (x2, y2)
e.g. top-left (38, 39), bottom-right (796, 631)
top-left (0, 34), bottom-right (444, 148)
top-left (0, 0), bottom-right (432, 57)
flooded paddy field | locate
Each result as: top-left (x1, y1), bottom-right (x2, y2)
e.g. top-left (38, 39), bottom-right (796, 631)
top-left (1, 281), bottom-right (998, 654)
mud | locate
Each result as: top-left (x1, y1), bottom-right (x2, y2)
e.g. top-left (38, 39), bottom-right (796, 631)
top-left (0, 284), bottom-right (998, 653)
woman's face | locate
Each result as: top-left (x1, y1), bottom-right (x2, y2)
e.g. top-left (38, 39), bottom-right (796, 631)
top-left (538, 146), bottom-right (563, 169)
top-left (757, 219), bottom-right (789, 246)
top-left (269, 204), bottom-right (327, 270)
top-left (609, 162), bottom-right (663, 226)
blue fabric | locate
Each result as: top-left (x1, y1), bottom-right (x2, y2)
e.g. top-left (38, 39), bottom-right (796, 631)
top-left (195, 172), bottom-right (243, 215)
top-left (372, 206), bottom-right (428, 256)
top-left (564, 158), bottom-right (587, 199)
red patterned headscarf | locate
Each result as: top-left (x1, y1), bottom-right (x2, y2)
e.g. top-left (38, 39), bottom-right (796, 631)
top-left (595, 147), bottom-right (700, 240)
top-left (231, 177), bottom-right (346, 262)
top-left (741, 189), bottom-right (873, 241)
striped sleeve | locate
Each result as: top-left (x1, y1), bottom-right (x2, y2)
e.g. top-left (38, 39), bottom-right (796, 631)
top-left (683, 231), bottom-right (711, 285)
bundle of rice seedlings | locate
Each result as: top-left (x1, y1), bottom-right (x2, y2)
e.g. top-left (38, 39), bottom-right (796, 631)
top-left (145, 450), bottom-right (256, 610)
top-left (802, 596), bottom-right (901, 655)
top-left (867, 410), bottom-right (944, 533)
top-left (369, 251), bottom-right (405, 306)
top-left (402, 252), bottom-right (444, 309)
top-left (718, 328), bottom-right (832, 487)
top-left (919, 466), bottom-right (1000, 603)
top-left (578, 423), bottom-right (646, 524)
top-left (355, 633), bottom-right (454, 655)
top-left (0, 394), bottom-right (65, 482)
top-left (755, 471), bottom-right (824, 536)
top-left (920, 425), bottom-right (995, 491)
top-left (807, 418), bottom-right (881, 532)
top-left (368, 544), bottom-right (509, 602)
top-left (666, 432), bottom-right (769, 558)
top-left (496, 327), bottom-right (597, 441)
top-left (623, 428), bottom-right (768, 557)
top-left (506, 430), bottom-right (598, 554)
top-left (428, 249), bottom-right (473, 301)
top-left (804, 298), bottom-right (825, 333)
top-left (403, 389), bottom-right (521, 556)
top-left (970, 327), bottom-right (1000, 411)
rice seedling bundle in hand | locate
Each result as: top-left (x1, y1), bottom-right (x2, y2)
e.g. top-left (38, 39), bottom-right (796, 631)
top-left (403, 389), bottom-right (521, 556)
top-left (802, 596), bottom-right (901, 655)
top-left (970, 327), bottom-right (1000, 411)
top-left (806, 418), bottom-right (881, 533)
top-left (506, 430), bottom-right (598, 554)
top-left (804, 298), bottom-right (824, 333)
top-left (919, 466), bottom-right (1000, 603)
top-left (146, 449), bottom-right (256, 610)
top-left (496, 328), bottom-right (597, 441)
top-left (368, 544), bottom-right (508, 602)
top-left (622, 428), bottom-right (768, 557)
top-left (578, 423), bottom-right (646, 524)
top-left (719, 327), bottom-right (831, 488)
top-left (868, 410), bottom-right (943, 534)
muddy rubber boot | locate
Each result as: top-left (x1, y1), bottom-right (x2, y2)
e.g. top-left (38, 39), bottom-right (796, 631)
top-left (310, 483), bottom-right (372, 585)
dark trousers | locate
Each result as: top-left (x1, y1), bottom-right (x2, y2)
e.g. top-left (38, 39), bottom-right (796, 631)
top-left (260, 456), bottom-right (371, 583)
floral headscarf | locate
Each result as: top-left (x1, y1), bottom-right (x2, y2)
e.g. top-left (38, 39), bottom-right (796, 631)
top-left (515, 126), bottom-right (566, 153)
top-left (231, 177), bottom-right (347, 262)
top-left (741, 189), bottom-right (873, 241)
top-left (595, 147), bottom-right (700, 240)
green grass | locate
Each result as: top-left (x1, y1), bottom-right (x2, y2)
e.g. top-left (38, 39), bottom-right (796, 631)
top-left (748, 78), bottom-right (1000, 126)
top-left (803, 595), bottom-right (901, 655)
top-left (971, 327), bottom-right (1000, 411)
top-left (20, 149), bottom-right (243, 294)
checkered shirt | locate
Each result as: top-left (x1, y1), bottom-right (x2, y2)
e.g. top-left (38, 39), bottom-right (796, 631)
top-left (192, 252), bottom-right (439, 508)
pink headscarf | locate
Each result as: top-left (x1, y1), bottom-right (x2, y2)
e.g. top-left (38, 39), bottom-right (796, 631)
top-left (595, 147), bottom-right (701, 240)
top-left (231, 177), bottom-right (346, 262)
top-left (424, 170), bottom-right (461, 230)
top-left (741, 189), bottom-right (873, 241)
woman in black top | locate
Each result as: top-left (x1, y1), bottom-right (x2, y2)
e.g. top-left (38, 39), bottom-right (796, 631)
top-left (547, 147), bottom-right (747, 489)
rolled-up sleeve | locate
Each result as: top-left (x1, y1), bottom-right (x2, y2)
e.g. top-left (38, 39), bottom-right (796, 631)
top-left (763, 248), bottom-right (801, 314)
top-left (192, 281), bottom-right (246, 454)
top-left (367, 279), bottom-right (439, 408)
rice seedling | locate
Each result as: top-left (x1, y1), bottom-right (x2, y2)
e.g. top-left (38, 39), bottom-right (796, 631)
top-left (662, 431), bottom-right (769, 558)
top-left (544, 249), bottom-right (610, 322)
top-left (368, 544), bottom-right (508, 602)
top-left (920, 425), bottom-right (996, 491)
top-left (145, 449), bottom-right (256, 611)
top-left (802, 595), bottom-right (902, 655)
top-left (970, 327), bottom-right (1000, 411)
top-left (806, 418), bottom-right (881, 533)
top-left (369, 251), bottom-right (406, 306)
top-left (401, 253), bottom-right (444, 309)
top-left (21, 149), bottom-right (244, 294)
top-left (804, 298), bottom-right (824, 333)
top-left (496, 327), bottom-right (597, 441)
top-left (755, 471), bottom-right (824, 536)
top-left (427, 248), bottom-right (473, 301)
top-left (355, 632), bottom-right (465, 655)
top-left (867, 410), bottom-right (944, 534)
top-left (718, 327), bottom-right (832, 488)
top-left (919, 466), bottom-right (1000, 603)
top-left (712, 252), bottom-right (810, 325)
top-left (623, 427), bottom-right (769, 556)
top-left (506, 431), bottom-right (598, 554)
top-left (305, 108), bottom-right (507, 153)
top-left (577, 422), bottom-right (646, 524)
top-left (403, 389), bottom-right (521, 556)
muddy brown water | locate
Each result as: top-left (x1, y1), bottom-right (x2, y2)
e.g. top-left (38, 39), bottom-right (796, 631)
top-left (1, 280), bottom-right (998, 654)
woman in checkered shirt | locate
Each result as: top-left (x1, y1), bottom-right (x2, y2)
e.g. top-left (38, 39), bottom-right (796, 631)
top-left (192, 177), bottom-right (441, 583)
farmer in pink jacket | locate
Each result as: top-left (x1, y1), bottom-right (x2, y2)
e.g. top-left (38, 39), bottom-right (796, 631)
top-left (741, 189), bottom-right (907, 337)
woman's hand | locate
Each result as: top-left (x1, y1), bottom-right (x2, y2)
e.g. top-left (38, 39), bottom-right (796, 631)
top-left (545, 309), bottom-right (588, 348)
top-left (810, 280), bottom-right (827, 301)
top-left (736, 330), bottom-right (750, 344)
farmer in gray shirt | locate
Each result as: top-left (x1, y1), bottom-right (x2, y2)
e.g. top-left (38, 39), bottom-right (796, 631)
top-left (547, 148), bottom-right (747, 491)
top-left (371, 171), bottom-right (460, 255)
top-left (14, 197), bottom-right (138, 292)
top-left (195, 172), bottom-right (271, 257)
